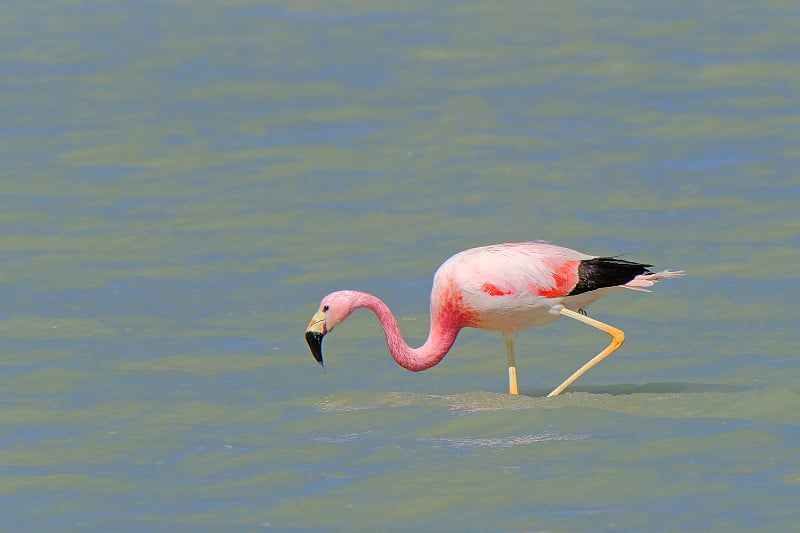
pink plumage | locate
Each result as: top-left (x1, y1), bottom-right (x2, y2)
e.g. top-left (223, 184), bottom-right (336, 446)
top-left (305, 241), bottom-right (683, 396)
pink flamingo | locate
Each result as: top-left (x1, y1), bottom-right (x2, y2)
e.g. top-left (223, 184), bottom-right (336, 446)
top-left (305, 241), bottom-right (683, 396)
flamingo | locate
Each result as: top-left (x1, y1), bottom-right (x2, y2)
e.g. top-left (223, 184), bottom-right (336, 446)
top-left (305, 241), bottom-right (683, 396)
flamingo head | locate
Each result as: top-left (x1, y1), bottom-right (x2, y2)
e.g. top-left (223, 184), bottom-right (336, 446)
top-left (305, 291), bottom-right (359, 366)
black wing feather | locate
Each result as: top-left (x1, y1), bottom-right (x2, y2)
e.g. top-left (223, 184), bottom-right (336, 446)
top-left (568, 257), bottom-right (652, 296)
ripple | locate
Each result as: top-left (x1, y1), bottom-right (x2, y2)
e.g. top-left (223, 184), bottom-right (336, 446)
top-left (425, 430), bottom-right (588, 450)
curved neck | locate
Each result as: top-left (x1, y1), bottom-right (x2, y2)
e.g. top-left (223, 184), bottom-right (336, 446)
top-left (353, 292), bottom-right (460, 372)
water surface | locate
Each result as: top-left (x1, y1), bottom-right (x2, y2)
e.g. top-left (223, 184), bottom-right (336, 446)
top-left (1, 1), bottom-right (799, 531)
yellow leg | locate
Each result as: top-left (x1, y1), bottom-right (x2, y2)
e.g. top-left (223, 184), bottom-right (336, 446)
top-left (547, 308), bottom-right (625, 398)
top-left (506, 338), bottom-right (519, 395)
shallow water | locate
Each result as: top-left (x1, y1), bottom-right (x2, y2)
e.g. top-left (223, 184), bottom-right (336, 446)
top-left (2, 1), bottom-right (799, 531)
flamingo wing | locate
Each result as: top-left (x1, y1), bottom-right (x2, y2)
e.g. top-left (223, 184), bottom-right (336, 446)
top-left (449, 242), bottom-right (593, 299)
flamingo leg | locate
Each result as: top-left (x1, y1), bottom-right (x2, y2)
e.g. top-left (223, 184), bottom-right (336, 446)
top-left (506, 338), bottom-right (519, 395)
top-left (547, 308), bottom-right (626, 397)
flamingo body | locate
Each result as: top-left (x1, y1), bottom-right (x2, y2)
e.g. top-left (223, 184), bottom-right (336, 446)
top-left (305, 241), bottom-right (682, 395)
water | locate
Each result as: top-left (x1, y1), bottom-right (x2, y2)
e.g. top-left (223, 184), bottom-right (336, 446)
top-left (2, 1), bottom-right (799, 531)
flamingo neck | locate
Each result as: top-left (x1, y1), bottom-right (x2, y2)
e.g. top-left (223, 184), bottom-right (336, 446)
top-left (353, 292), bottom-right (460, 372)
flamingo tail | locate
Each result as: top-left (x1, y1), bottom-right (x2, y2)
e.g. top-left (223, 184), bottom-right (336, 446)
top-left (624, 270), bottom-right (685, 292)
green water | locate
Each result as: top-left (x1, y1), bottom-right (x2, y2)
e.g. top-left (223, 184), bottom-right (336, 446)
top-left (2, 1), bottom-right (799, 531)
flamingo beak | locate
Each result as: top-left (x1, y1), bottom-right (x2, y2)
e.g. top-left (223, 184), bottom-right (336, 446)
top-left (305, 310), bottom-right (327, 366)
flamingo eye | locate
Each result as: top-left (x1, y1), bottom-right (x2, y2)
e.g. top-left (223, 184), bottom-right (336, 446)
top-left (322, 305), bottom-right (330, 312)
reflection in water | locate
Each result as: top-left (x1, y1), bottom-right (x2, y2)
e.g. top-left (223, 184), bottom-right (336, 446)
top-left (524, 382), bottom-right (754, 396)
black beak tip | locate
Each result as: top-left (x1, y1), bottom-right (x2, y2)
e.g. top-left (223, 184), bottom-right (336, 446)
top-left (305, 331), bottom-right (325, 366)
